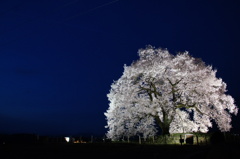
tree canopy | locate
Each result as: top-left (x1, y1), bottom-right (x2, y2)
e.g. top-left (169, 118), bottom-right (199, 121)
top-left (105, 46), bottom-right (238, 140)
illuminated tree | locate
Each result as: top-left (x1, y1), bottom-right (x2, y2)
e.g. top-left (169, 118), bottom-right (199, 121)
top-left (105, 46), bottom-right (238, 140)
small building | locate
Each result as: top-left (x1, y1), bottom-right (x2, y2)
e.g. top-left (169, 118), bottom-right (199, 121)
top-left (185, 134), bottom-right (194, 145)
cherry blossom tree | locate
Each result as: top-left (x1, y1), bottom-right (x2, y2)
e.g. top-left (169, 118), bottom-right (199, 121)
top-left (105, 46), bottom-right (238, 140)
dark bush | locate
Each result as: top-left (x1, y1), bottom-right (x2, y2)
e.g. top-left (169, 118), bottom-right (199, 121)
top-left (210, 132), bottom-right (225, 145)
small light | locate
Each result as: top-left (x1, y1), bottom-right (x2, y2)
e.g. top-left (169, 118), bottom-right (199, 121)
top-left (65, 137), bottom-right (70, 142)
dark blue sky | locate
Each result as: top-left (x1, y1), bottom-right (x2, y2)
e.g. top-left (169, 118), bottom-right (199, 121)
top-left (0, 0), bottom-right (239, 136)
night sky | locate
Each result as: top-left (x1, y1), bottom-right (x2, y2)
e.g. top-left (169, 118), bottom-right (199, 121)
top-left (0, 0), bottom-right (240, 136)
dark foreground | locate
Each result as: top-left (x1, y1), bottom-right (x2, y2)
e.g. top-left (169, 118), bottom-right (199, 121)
top-left (1, 143), bottom-right (240, 159)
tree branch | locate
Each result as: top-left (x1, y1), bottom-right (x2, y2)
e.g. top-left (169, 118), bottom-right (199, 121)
top-left (138, 77), bottom-right (162, 101)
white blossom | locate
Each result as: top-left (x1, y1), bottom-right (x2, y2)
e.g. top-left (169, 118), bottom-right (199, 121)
top-left (105, 46), bottom-right (238, 140)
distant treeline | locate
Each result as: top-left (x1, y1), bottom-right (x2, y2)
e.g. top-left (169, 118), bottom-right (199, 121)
top-left (0, 134), bottom-right (106, 144)
top-left (1, 132), bottom-right (240, 145)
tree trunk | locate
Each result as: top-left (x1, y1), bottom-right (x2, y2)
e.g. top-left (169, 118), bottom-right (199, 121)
top-left (154, 116), bottom-right (170, 136)
top-left (161, 123), bottom-right (170, 136)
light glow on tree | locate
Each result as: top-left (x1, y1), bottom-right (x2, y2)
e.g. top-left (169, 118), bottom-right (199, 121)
top-left (105, 46), bottom-right (238, 140)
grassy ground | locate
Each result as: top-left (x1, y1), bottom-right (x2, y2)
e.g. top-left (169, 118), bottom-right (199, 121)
top-left (1, 142), bottom-right (239, 159)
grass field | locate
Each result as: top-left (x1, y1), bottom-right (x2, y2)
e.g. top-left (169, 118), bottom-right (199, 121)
top-left (1, 142), bottom-right (239, 159)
